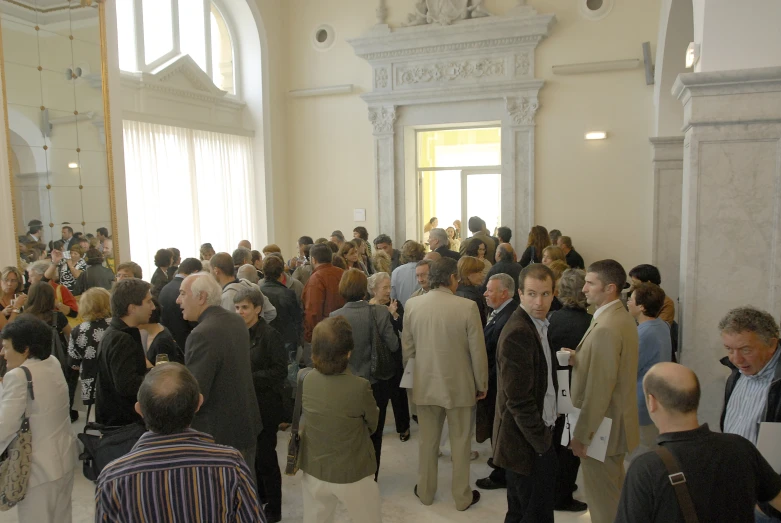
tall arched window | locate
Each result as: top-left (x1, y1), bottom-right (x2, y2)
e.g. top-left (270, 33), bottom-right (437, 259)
top-left (116, 0), bottom-right (236, 95)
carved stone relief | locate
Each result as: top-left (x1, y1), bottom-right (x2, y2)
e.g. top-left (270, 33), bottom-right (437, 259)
top-left (368, 106), bottom-right (396, 134)
top-left (505, 96), bottom-right (539, 125)
top-left (405, 0), bottom-right (492, 27)
top-left (375, 68), bottom-right (389, 89)
top-left (515, 51), bottom-right (531, 76)
top-left (396, 58), bottom-right (504, 86)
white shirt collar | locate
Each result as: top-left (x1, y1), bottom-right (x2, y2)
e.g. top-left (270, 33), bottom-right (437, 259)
top-left (522, 305), bottom-right (550, 329)
top-left (593, 298), bottom-right (622, 319)
top-left (492, 298), bottom-right (514, 315)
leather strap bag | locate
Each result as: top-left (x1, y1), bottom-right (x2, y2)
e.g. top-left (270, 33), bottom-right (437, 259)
top-left (285, 367), bottom-right (313, 476)
top-left (368, 305), bottom-right (395, 381)
top-left (655, 446), bottom-right (700, 523)
top-left (0, 366), bottom-right (34, 510)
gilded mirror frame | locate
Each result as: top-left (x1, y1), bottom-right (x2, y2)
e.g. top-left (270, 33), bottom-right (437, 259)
top-left (0, 0), bottom-right (120, 267)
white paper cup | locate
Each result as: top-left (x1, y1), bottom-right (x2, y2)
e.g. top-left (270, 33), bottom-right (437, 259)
top-left (556, 351), bottom-right (571, 366)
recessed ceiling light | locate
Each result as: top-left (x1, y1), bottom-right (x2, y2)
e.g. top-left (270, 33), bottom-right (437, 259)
top-left (68, 162), bottom-right (79, 169)
top-left (585, 131), bottom-right (607, 140)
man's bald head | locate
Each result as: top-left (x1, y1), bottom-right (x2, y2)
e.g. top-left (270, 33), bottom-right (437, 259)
top-left (238, 240), bottom-right (252, 250)
top-left (237, 264), bottom-right (259, 284)
top-left (423, 251), bottom-right (442, 262)
top-left (136, 363), bottom-right (202, 434)
top-left (496, 243), bottom-right (514, 262)
top-left (643, 362), bottom-right (700, 414)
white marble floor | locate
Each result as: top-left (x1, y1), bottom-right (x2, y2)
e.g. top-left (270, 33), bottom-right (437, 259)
top-left (1, 409), bottom-right (593, 523)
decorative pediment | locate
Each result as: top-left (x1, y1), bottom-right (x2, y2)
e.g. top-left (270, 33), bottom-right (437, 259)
top-left (349, 7), bottom-right (554, 107)
top-left (146, 55), bottom-right (227, 97)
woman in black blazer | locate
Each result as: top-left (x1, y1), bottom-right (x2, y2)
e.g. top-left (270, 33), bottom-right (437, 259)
top-left (455, 256), bottom-right (488, 327)
top-left (547, 268), bottom-right (591, 512)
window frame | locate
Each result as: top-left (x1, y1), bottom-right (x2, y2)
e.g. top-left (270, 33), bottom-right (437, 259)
top-left (119, 0), bottom-right (237, 96)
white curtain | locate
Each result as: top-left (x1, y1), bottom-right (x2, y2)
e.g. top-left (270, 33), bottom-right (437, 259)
top-left (123, 120), bottom-right (256, 279)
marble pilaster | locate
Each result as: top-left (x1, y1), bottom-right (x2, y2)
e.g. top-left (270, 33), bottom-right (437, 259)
top-left (368, 105), bottom-right (398, 242)
top-left (650, 136), bottom-right (684, 316)
top-left (674, 66), bottom-right (781, 426)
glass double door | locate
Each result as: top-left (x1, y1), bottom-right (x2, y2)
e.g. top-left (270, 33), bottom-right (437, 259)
top-left (419, 169), bottom-right (502, 241)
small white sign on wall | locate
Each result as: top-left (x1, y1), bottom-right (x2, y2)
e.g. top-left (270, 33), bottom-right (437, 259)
top-left (353, 208), bottom-right (367, 222)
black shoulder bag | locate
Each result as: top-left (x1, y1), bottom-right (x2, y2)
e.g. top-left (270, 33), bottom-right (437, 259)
top-left (285, 367), bottom-right (313, 476)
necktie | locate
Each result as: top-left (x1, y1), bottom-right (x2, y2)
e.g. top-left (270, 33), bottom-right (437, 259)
top-left (487, 310), bottom-right (497, 324)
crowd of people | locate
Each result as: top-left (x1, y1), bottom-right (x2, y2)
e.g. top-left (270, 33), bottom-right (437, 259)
top-left (0, 217), bottom-right (780, 523)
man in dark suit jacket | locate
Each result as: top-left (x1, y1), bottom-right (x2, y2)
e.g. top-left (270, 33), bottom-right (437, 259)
top-left (558, 236), bottom-right (585, 269)
top-left (476, 273), bottom-right (518, 490)
top-left (177, 273), bottom-right (263, 477)
top-left (158, 258), bottom-right (202, 351)
top-left (492, 264), bottom-right (559, 523)
top-left (429, 228), bottom-right (461, 261)
top-left (481, 244), bottom-right (522, 300)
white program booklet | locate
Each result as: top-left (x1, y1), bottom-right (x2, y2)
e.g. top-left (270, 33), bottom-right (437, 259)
top-left (400, 358), bottom-right (415, 389)
top-left (557, 370), bottom-right (578, 415)
top-left (561, 410), bottom-right (612, 463)
top-left (757, 422), bottom-right (781, 473)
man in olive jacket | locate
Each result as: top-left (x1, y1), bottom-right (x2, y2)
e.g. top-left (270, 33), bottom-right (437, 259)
top-left (177, 273), bottom-right (262, 475)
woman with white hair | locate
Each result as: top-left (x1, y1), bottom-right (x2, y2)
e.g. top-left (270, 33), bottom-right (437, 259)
top-left (367, 271), bottom-right (411, 442)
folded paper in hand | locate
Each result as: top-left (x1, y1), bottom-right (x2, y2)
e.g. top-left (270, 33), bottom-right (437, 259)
top-left (558, 370), bottom-right (612, 462)
top-left (400, 358), bottom-right (414, 389)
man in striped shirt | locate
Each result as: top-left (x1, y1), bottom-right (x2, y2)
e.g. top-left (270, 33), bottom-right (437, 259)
top-left (95, 363), bottom-right (264, 522)
top-left (719, 306), bottom-right (781, 522)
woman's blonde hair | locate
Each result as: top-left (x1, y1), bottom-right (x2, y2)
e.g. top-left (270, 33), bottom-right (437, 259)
top-left (1, 266), bottom-right (24, 295)
top-left (457, 256), bottom-right (484, 286)
top-left (543, 246), bottom-right (565, 263)
top-left (79, 287), bottom-right (111, 321)
top-left (371, 251), bottom-right (391, 275)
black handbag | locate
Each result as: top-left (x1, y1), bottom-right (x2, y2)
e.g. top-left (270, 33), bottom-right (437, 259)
top-left (77, 345), bottom-right (145, 481)
top-left (369, 305), bottom-right (395, 380)
top-left (285, 368), bottom-right (312, 476)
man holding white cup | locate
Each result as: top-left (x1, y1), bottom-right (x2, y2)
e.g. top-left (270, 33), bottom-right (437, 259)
top-left (491, 263), bottom-right (559, 523)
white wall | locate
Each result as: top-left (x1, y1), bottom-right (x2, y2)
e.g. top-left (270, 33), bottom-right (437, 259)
top-left (270, 0), bottom-right (660, 267)
top-left (694, 0), bottom-right (781, 73)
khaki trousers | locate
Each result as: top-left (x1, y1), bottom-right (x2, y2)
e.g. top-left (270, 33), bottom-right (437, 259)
top-left (581, 453), bottom-right (625, 523)
top-left (416, 404), bottom-right (473, 510)
top-left (301, 473), bottom-right (381, 523)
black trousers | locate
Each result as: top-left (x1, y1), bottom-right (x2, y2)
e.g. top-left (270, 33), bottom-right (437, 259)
top-left (64, 366), bottom-right (79, 411)
top-left (389, 367), bottom-right (410, 434)
top-left (255, 411), bottom-right (282, 513)
top-left (370, 379), bottom-right (394, 479)
top-left (553, 414), bottom-right (581, 505)
top-left (505, 444), bottom-right (557, 523)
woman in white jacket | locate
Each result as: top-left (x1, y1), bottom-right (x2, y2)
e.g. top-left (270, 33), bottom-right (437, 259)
top-left (0, 314), bottom-right (79, 522)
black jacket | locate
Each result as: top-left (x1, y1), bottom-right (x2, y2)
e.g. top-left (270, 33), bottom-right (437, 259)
top-left (456, 284), bottom-right (487, 327)
top-left (150, 267), bottom-right (169, 299)
top-left (481, 260), bottom-right (522, 300)
top-left (720, 350), bottom-right (781, 429)
top-left (186, 306), bottom-right (262, 450)
top-left (95, 317), bottom-right (148, 426)
top-left (720, 349), bottom-right (781, 518)
top-left (434, 245), bottom-right (461, 262)
top-left (84, 264), bottom-right (115, 291)
top-left (158, 276), bottom-right (193, 351)
top-left (248, 320), bottom-right (288, 428)
top-left (260, 278), bottom-right (303, 345)
top-left (566, 249), bottom-right (585, 270)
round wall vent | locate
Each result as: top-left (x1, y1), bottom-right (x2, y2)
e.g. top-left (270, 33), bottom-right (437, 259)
top-left (312, 24), bottom-right (335, 51)
top-left (579, 0), bottom-right (613, 21)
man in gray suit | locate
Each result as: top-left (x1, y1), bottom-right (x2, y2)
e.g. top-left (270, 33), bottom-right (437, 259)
top-left (176, 273), bottom-right (262, 475)
top-left (402, 258), bottom-right (488, 511)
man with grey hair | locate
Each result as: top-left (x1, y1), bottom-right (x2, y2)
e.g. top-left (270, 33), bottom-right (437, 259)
top-left (233, 247), bottom-right (252, 270)
top-left (403, 257), bottom-right (487, 511)
top-left (176, 273), bottom-right (262, 475)
top-left (719, 306), bottom-right (781, 522)
top-left (476, 272), bottom-right (518, 490)
top-left (428, 228), bottom-right (460, 261)
top-left (481, 243), bottom-right (522, 300)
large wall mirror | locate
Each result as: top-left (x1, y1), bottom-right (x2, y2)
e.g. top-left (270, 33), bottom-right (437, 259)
top-left (1, 0), bottom-right (119, 263)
